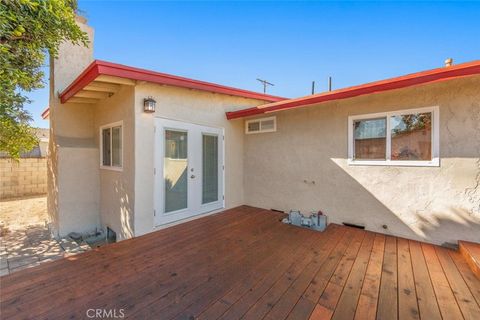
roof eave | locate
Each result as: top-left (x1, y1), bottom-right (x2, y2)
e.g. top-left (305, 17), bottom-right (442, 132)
top-left (226, 60), bottom-right (480, 120)
top-left (59, 60), bottom-right (286, 104)
top-left (41, 107), bottom-right (50, 120)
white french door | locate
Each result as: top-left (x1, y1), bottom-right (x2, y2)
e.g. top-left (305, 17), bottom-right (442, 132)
top-left (154, 118), bottom-right (224, 225)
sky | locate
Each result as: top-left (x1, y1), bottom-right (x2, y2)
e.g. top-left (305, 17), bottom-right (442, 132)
top-left (27, 1), bottom-right (480, 128)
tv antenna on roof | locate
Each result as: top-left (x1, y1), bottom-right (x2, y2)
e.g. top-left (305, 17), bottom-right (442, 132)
top-left (256, 78), bottom-right (274, 93)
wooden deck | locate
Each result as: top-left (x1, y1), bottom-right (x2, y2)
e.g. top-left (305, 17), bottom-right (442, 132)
top-left (1, 206), bottom-right (479, 320)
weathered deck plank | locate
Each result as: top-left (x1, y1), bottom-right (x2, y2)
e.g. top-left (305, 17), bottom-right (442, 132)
top-left (409, 240), bottom-right (442, 320)
top-left (397, 237), bottom-right (420, 320)
top-left (376, 236), bottom-right (398, 320)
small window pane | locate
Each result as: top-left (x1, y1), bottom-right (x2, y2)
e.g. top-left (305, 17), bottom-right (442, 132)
top-left (248, 121), bottom-right (260, 132)
top-left (354, 118), bottom-right (386, 160)
top-left (112, 126), bottom-right (122, 167)
top-left (260, 119), bottom-right (275, 131)
top-left (102, 128), bottom-right (111, 166)
top-left (391, 112), bottom-right (432, 161)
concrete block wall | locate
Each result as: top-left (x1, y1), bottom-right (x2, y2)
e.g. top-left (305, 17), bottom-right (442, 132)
top-left (0, 158), bottom-right (47, 199)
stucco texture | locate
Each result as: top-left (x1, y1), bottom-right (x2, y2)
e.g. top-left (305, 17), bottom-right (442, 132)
top-left (47, 18), bottom-right (99, 237)
top-left (48, 21), bottom-right (270, 239)
top-left (243, 76), bottom-right (480, 245)
top-left (133, 83), bottom-right (270, 236)
top-left (94, 86), bottom-right (135, 240)
top-left (49, 19), bottom-right (479, 245)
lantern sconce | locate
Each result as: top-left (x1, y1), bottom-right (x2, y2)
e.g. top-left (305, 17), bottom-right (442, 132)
top-left (143, 97), bottom-right (156, 113)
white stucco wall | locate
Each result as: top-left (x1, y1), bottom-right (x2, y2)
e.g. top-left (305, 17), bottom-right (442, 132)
top-left (48, 17), bottom-right (100, 237)
top-left (94, 86), bottom-right (135, 240)
top-left (243, 76), bottom-right (480, 245)
top-left (50, 18), bottom-right (478, 245)
top-left (133, 84), bottom-right (269, 236)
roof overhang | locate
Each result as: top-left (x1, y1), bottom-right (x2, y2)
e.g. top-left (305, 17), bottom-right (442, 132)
top-left (226, 60), bottom-right (480, 120)
top-left (41, 107), bottom-right (49, 120)
top-left (59, 60), bottom-right (285, 104)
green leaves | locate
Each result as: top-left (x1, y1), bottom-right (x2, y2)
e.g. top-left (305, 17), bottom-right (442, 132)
top-left (0, 0), bottom-right (88, 158)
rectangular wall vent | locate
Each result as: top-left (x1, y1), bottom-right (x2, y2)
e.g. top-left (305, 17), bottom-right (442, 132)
top-left (245, 116), bottom-right (277, 134)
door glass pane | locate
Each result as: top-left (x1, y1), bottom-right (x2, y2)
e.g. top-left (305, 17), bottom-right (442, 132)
top-left (102, 128), bottom-right (111, 166)
top-left (353, 118), bottom-right (386, 160)
top-left (391, 112), bottom-right (432, 160)
top-left (112, 126), bottom-right (122, 167)
top-left (202, 134), bottom-right (218, 204)
top-left (164, 130), bottom-right (188, 213)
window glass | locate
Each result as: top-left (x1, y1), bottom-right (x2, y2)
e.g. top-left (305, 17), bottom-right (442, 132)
top-left (112, 126), bottom-right (122, 167)
top-left (353, 118), bottom-right (386, 160)
top-left (260, 119), bottom-right (275, 131)
top-left (391, 112), bottom-right (432, 161)
top-left (164, 130), bottom-right (188, 213)
top-left (102, 128), bottom-right (111, 166)
top-left (165, 130), bottom-right (187, 159)
top-left (248, 122), bottom-right (260, 132)
top-left (202, 135), bottom-right (218, 204)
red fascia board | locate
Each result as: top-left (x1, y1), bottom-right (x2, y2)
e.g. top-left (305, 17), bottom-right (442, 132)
top-left (226, 60), bottom-right (480, 120)
top-left (59, 60), bottom-right (286, 104)
top-left (60, 61), bottom-right (100, 103)
top-left (41, 108), bottom-right (50, 119)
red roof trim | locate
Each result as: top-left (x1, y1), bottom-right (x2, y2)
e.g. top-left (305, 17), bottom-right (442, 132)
top-left (226, 60), bottom-right (480, 120)
top-left (59, 60), bottom-right (285, 104)
top-left (60, 61), bottom-right (100, 103)
top-left (41, 107), bottom-right (50, 120)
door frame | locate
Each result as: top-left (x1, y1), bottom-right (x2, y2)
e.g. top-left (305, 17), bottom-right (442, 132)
top-left (153, 117), bottom-right (225, 226)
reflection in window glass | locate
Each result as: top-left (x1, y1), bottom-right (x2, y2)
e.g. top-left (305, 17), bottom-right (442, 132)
top-left (165, 130), bottom-right (187, 159)
top-left (354, 118), bottom-right (386, 160)
top-left (391, 112), bottom-right (432, 161)
top-left (102, 128), bottom-right (111, 166)
top-left (112, 126), bottom-right (122, 167)
top-left (164, 130), bottom-right (188, 213)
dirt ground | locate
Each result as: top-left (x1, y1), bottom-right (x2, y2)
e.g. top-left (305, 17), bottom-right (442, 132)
top-left (0, 196), bottom-right (65, 276)
top-left (0, 196), bottom-right (48, 231)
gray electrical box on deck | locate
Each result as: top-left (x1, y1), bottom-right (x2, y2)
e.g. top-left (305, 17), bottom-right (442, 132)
top-left (282, 210), bottom-right (327, 232)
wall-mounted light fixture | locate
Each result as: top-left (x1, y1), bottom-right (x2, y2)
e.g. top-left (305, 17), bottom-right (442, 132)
top-left (143, 97), bottom-right (156, 113)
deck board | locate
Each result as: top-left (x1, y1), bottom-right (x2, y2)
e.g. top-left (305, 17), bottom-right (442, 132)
top-left (309, 229), bottom-right (366, 320)
top-left (408, 240), bottom-right (442, 320)
top-left (1, 206), bottom-right (479, 320)
top-left (422, 242), bottom-right (464, 319)
top-left (397, 237), bottom-right (420, 320)
top-left (331, 232), bottom-right (375, 320)
top-left (354, 233), bottom-right (386, 320)
top-left (435, 246), bottom-right (480, 320)
top-left (449, 250), bottom-right (480, 307)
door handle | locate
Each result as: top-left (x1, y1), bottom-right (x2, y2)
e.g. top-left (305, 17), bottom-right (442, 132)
top-left (191, 175), bottom-right (196, 179)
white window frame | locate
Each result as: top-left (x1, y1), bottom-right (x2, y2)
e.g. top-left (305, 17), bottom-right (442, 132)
top-left (348, 106), bottom-right (439, 167)
top-left (245, 116), bottom-right (277, 134)
top-left (100, 121), bottom-right (123, 171)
